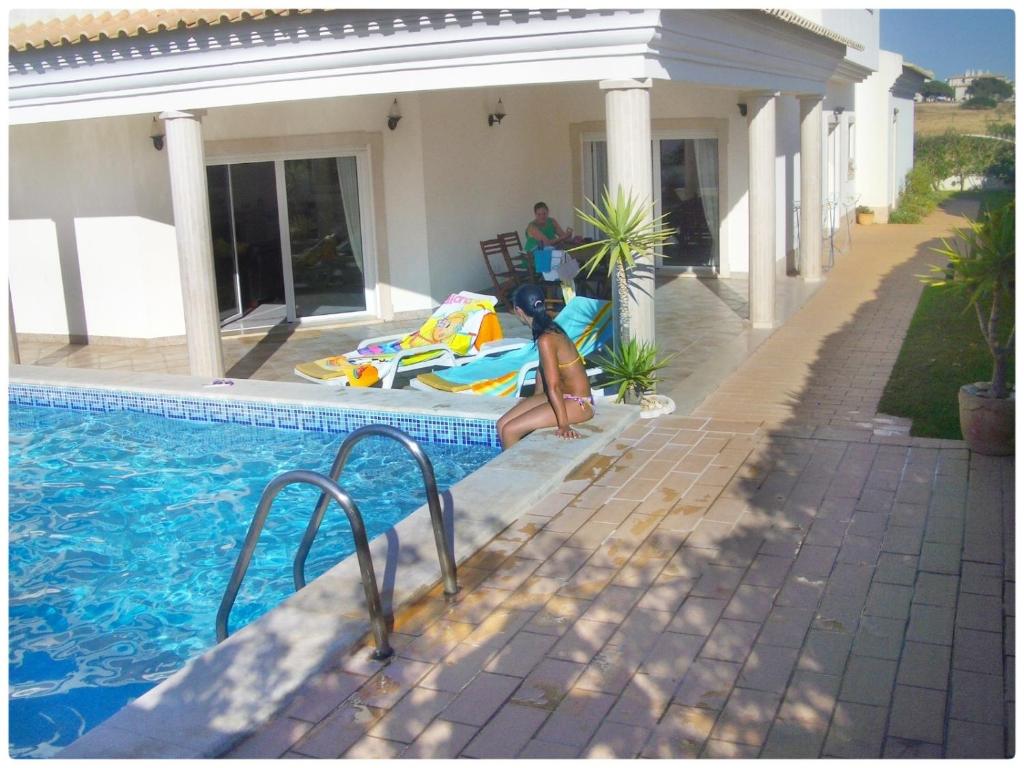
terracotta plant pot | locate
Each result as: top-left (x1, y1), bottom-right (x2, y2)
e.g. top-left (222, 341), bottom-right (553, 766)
top-left (958, 382), bottom-right (1015, 455)
top-left (856, 210), bottom-right (875, 225)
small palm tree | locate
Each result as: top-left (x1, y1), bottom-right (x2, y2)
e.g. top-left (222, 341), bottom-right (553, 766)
top-left (926, 199), bottom-right (1014, 398)
top-left (594, 338), bottom-right (675, 405)
top-left (570, 186), bottom-right (675, 345)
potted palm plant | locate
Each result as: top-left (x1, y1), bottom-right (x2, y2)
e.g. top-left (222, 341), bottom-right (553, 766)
top-left (570, 186), bottom-right (677, 417)
top-left (927, 199), bottom-right (1014, 455)
top-left (595, 338), bottom-right (676, 418)
top-left (856, 205), bottom-right (875, 225)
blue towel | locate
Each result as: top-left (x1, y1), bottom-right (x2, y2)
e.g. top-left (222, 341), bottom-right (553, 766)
top-left (534, 247), bottom-right (553, 273)
top-left (415, 297), bottom-right (612, 397)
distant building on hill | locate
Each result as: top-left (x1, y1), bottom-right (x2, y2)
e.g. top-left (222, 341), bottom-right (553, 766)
top-left (947, 70), bottom-right (1012, 101)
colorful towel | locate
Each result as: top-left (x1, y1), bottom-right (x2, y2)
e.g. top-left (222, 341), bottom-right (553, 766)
top-left (294, 292), bottom-right (502, 385)
top-left (415, 297), bottom-right (611, 397)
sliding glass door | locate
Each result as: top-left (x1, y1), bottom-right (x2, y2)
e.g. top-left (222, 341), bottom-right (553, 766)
top-left (583, 135), bottom-right (720, 272)
top-left (206, 151), bottom-right (371, 327)
top-left (284, 156), bottom-right (366, 318)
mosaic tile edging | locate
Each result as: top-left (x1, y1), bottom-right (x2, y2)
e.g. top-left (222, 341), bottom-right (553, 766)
top-left (9, 383), bottom-right (500, 448)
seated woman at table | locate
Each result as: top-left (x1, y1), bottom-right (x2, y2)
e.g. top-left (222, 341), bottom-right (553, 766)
top-left (524, 201), bottom-right (575, 252)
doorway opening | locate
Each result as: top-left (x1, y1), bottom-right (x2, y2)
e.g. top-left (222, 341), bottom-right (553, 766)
top-left (206, 152), bottom-right (372, 331)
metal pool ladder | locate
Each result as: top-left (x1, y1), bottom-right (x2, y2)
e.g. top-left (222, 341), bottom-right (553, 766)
top-left (215, 424), bottom-right (459, 660)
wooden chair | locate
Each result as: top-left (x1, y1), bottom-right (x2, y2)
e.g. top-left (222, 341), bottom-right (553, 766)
top-left (479, 237), bottom-right (520, 308)
top-left (496, 231), bottom-right (534, 285)
top-left (497, 231), bottom-right (568, 310)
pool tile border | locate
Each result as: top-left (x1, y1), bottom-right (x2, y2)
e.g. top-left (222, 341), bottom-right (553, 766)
top-left (9, 383), bottom-right (499, 448)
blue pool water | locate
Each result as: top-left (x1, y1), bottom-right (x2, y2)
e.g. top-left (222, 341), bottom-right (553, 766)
top-left (8, 402), bottom-right (499, 758)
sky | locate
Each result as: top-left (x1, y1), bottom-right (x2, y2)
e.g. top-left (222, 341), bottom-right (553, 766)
top-left (880, 8), bottom-right (1016, 82)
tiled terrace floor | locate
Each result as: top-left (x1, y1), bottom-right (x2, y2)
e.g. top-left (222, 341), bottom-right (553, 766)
top-left (17, 200), bottom-right (1012, 759)
top-left (221, 198), bottom-right (1013, 758)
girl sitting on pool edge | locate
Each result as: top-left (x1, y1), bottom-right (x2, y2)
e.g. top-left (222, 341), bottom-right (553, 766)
top-left (497, 284), bottom-right (594, 449)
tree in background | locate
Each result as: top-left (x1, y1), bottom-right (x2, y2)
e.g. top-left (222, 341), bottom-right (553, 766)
top-left (920, 79), bottom-right (955, 101)
top-left (967, 76), bottom-right (1014, 102)
top-left (964, 96), bottom-right (998, 110)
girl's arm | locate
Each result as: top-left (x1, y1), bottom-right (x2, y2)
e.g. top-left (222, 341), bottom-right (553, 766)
top-left (537, 335), bottom-right (576, 438)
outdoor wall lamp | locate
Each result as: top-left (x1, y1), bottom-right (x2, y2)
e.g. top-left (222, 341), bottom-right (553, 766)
top-left (149, 117), bottom-right (165, 151)
top-left (832, 107), bottom-right (845, 117)
top-left (387, 99), bottom-right (402, 130)
top-left (488, 98), bottom-right (506, 127)
top-left (736, 103), bottom-right (747, 117)
top-left (893, 107), bottom-right (900, 121)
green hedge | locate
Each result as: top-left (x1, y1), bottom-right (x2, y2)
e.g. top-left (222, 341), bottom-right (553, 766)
top-left (890, 130), bottom-right (1014, 222)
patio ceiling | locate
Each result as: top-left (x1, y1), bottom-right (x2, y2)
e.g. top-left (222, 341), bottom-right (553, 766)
top-left (9, 8), bottom-right (857, 125)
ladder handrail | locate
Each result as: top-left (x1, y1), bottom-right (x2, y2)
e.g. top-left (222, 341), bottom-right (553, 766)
top-left (215, 469), bottom-right (393, 660)
top-left (293, 424), bottom-right (459, 598)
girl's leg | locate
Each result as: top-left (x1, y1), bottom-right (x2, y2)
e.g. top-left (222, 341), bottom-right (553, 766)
top-left (500, 400), bottom-right (593, 449)
top-left (497, 394), bottom-right (547, 447)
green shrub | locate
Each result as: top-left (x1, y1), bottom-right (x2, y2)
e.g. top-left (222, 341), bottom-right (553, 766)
top-left (889, 162), bottom-right (943, 223)
top-left (986, 121), bottom-right (1016, 139)
top-left (963, 96), bottom-right (997, 110)
top-left (888, 207), bottom-right (922, 224)
top-left (988, 143), bottom-right (1015, 185)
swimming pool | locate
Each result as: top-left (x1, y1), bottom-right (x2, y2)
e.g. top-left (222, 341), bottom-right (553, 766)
top-left (8, 384), bottom-right (500, 758)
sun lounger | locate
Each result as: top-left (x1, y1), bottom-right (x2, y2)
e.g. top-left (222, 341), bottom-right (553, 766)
top-left (411, 297), bottom-right (612, 397)
top-left (294, 291), bottom-right (503, 388)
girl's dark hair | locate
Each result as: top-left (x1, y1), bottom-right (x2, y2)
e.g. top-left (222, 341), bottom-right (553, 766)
top-left (512, 284), bottom-right (564, 341)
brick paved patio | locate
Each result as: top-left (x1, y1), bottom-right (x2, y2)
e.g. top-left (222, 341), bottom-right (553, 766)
top-left (223, 199), bottom-right (1014, 759)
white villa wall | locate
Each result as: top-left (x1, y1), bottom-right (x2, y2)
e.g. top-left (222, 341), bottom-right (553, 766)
top-left (7, 219), bottom-right (69, 338)
top-left (893, 92), bottom-right (917, 204)
top-left (419, 87), bottom-right (574, 302)
top-left (857, 51), bottom-right (902, 214)
top-left (75, 217), bottom-right (184, 338)
top-left (9, 115), bottom-right (180, 340)
top-left (812, 9), bottom-right (880, 72)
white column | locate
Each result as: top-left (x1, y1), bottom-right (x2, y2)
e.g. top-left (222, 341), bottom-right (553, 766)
top-left (600, 78), bottom-right (654, 348)
top-left (799, 95), bottom-right (824, 282)
top-left (747, 93), bottom-right (777, 329)
top-left (9, 286), bottom-right (20, 365)
top-left (161, 109), bottom-right (224, 378)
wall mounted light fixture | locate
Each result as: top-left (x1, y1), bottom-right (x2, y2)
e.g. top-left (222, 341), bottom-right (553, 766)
top-left (832, 107), bottom-right (845, 117)
top-left (387, 99), bottom-right (402, 130)
top-left (488, 98), bottom-right (506, 127)
top-left (893, 107), bottom-right (900, 121)
top-left (150, 117), bottom-right (165, 151)
top-left (736, 103), bottom-right (748, 117)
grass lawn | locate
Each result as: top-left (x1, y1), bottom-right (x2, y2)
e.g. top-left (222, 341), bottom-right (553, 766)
top-left (878, 281), bottom-right (1014, 440)
top-left (879, 189), bottom-right (1015, 438)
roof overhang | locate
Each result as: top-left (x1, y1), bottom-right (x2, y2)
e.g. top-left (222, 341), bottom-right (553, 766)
top-left (902, 60), bottom-right (934, 80)
top-left (831, 58), bottom-right (875, 85)
top-left (9, 8), bottom-right (861, 125)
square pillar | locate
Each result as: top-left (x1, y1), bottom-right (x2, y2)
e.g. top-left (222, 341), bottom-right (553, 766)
top-left (747, 93), bottom-right (777, 329)
top-left (600, 78), bottom-right (654, 348)
top-left (161, 109), bottom-right (224, 378)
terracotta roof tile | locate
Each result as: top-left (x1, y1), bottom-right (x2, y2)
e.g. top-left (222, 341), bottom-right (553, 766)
top-left (9, 9), bottom-right (306, 52)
